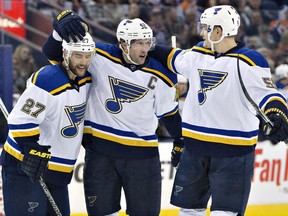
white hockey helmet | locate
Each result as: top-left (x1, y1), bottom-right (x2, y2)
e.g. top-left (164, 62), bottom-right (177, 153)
top-left (62, 32), bottom-right (95, 56)
top-left (62, 32), bottom-right (95, 73)
top-left (275, 64), bottom-right (288, 80)
top-left (200, 5), bottom-right (240, 37)
top-left (116, 18), bottom-right (155, 48)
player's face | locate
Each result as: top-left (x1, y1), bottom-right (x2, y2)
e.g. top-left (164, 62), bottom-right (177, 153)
top-left (199, 24), bottom-right (219, 49)
top-left (128, 39), bottom-right (152, 64)
top-left (69, 51), bottom-right (93, 77)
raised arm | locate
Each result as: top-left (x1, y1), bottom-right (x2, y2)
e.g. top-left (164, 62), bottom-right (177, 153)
top-left (42, 32), bottom-right (63, 64)
top-left (149, 45), bottom-right (174, 68)
top-left (42, 10), bottom-right (88, 64)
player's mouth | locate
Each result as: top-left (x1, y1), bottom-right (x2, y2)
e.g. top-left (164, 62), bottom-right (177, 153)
top-left (77, 66), bottom-right (86, 70)
top-left (139, 54), bottom-right (146, 60)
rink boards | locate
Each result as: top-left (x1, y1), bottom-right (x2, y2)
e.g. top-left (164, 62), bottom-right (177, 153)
top-left (68, 140), bottom-right (288, 216)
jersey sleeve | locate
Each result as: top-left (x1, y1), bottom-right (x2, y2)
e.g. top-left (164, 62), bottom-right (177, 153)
top-left (150, 45), bottom-right (183, 75)
top-left (239, 53), bottom-right (288, 119)
top-left (7, 83), bottom-right (49, 147)
top-left (42, 33), bottom-right (63, 64)
top-left (154, 81), bottom-right (178, 118)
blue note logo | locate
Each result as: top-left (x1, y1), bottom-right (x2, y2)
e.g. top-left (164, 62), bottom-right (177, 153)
top-left (213, 7), bottom-right (222, 15)
top-left (198, 69), bottom-right (227, 105)
top-left (61, 102), bottom-right (86, 138)
top-left (106, 76), bottom-right (149, 114)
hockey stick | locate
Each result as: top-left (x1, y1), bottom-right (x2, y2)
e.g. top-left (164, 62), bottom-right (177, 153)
top-left (0, 99), bottom-right (8, 121)
top-left (0, 98), bottom-right (62, 215)
top-left (171, 35), bottom-right (176, 48)
top-left (237, 55), bottom-right (288, 145)
top-left (38, 176), bottom-right (62, 216)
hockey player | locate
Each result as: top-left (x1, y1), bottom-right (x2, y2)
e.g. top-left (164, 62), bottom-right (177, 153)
top-left (0, 33), bottom-right (95, 215)
top-left (148, 5), bottom-right (288, 216)
top-left (274, 64), bottom-right (288, 100)
top-left (42, 11), bottom-right (183, 216)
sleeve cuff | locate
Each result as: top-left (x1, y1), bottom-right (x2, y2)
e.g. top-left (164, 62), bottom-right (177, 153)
top-left (52, 30), bottom-right (63, 42)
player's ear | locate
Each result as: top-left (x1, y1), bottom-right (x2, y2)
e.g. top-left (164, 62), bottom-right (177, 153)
top-left (119, 40), bottom-right (128, 53)
top-left (215, 26), bottom-right (223, 35)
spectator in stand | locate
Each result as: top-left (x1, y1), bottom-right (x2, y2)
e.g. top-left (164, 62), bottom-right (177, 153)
top-left (126, 2), bottom-right (141, 19)
top-left (162, 0), bottom-right (180, 7)
top-left (181, 6), bottom-right (202, 48)
top-left (258, 25), bottom-right (276, 49)
top-left (274, 64), bottom-right (288, 100)
top-left (139, 0), bottom-right (153, 23)
top-left (243, 35), bottom-right (263, 50)
top-left (257, 47), bottom-right (276, 74)
top-left (163, 6), bottom-right (185, 45)
top-left (245, 10), bottom-right (265, 36)
top-left (179, 0), bottom-right (196, 10)
top-left (12, 44), bottom-right (37, 97)
top-left (244, 0), bottom-right (279, 25)
top-left (215, 0), bottom-right (239, 8)
top-left (270, 6), bottom-right (288, 44)
top-left (148, 6), bottom-right (168, 45)
top-left (275, 31), bottom-right (288, 65)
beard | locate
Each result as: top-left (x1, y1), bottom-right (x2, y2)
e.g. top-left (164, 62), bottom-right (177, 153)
top-left (68, 62), bottom-right (87, 77)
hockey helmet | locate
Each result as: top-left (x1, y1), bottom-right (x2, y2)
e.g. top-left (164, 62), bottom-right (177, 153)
top-left (200, 5), bottom-right (240, 37)
top-left (62, 32), bottom-right (95, 73)
top-left (275, 64), bottom-right (288, 80)
top-left (116, 18), bottom-right (155, 48)
top-left (62, 32), bottom-right (95, 56)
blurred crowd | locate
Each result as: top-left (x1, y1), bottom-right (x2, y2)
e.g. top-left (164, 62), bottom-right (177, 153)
top-left (22, 0), bottom-right (288, 138)
top-left (12, 44), bottom-right (37, 105)
top-left (27, 0), bottom-right (288, 71)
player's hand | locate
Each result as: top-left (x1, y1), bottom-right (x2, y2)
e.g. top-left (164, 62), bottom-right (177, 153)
top-left (20, 143), bottom-right (51, 182)
top-left (267, 112), bottom-right (288, 145)
top-left (171, 138), bottom-right (184, 167)
top-left (53, 10), bottom-right (88, 42)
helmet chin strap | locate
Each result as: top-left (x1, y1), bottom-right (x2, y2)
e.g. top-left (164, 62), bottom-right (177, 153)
top-left (207, 32), bottom-right (225, 52)
top-left (119, 44), bottom-right (139, 65)
top-left (64, 53), bottom-right (77, 80)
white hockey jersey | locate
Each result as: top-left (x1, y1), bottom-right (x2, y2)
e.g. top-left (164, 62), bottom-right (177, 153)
top-left (1, 64), bottom-right (92, 184)
top-left (83, 43), bottom-right (178, 159)
top-left (164, 43), bottom-right (288, 157)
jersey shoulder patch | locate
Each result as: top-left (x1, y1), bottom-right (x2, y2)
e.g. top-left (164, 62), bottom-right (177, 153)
top-left (95, 42), bottom-right (122, 62)
top-left (143, 58), bottom-right (178, 86)
top-left (31, 65), bottom-right (80, 95)
top-left (233, 47), bottom-right (269, 68)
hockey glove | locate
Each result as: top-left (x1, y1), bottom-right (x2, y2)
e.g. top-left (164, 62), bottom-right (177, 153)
top-left (53, 10), bottom-right (88, 42)
top-left (20, 143), bottom-right (51, 182)
top-left (171, 138), bottom-right (184, 167)
top-left (266, 112), bottom-right (288, 145)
